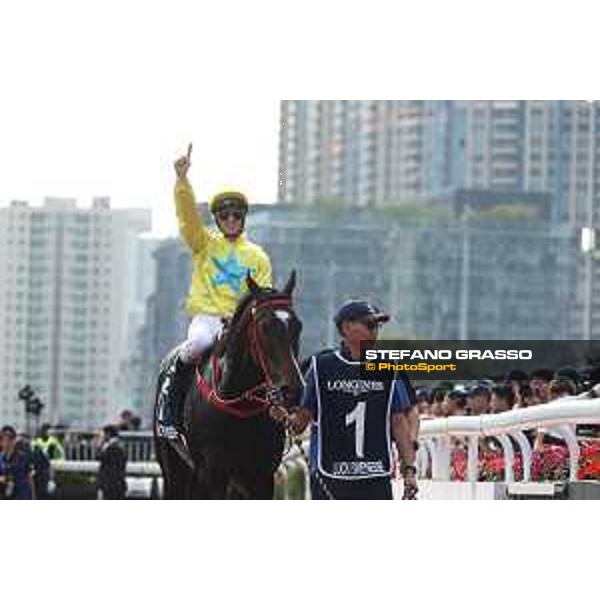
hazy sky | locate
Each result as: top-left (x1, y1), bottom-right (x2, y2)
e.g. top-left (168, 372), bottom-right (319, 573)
top-left (1, 2), bottom-right (594, 240)
top-left (0, 2), bottom-right (281, 238)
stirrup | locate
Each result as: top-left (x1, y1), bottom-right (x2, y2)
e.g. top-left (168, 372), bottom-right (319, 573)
top-left (156, 423), bottom-right (180, 440)
top-left (158, 425), bottom-right (195, 470)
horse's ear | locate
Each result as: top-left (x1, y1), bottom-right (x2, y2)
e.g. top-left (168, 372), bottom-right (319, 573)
top-left (283, 270), bottom-right (296, 296)
top-left (246, 271), bottom-right (261, 295)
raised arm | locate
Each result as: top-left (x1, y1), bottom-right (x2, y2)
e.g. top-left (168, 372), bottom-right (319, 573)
top-left (173, 143), bottom-right (209, 254)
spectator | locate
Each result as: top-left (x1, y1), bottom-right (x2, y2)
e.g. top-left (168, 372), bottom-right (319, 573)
top-left (118, 410), bottom-right (134, 431)
top-left (0, 426), bottom-right (34, 500)
top-left (532, 379), bottom-right (577, 453)
top-left (553, 367), bottom-right (580, 395)
top-left (505, 369), bottom-right (528, 389)
top-left (440, 389), bottom-right (468, 450)
top-left (574, 367), bottom-right (600, 437)
top-left (129, 415), bottom-right (142, 431)
top-left (579, 366), bottom-right (600, 394)
top-left (32, 424), bottom-right (65, 460)
top-left (529, 368), bottom-right (554, 404)
top-left (430, 387), bottom-right (447, 418)
top-left (490, 385), bottom-right (515, 413)
top-left (467, 385), bottom-right (491, 416)
top-left (96, 425), bottom-right (127, 500)
top-left (31, 444), bottom-right (52, 499)
top-left (0, 446), bottom-right (6, 499)
top-left (415, 388), bottom-right (432, 417)
top-left (547, 377), bottom-right (577, 401)
top-left (18, 434), bottom-right (52, 500)
top-left (503, 370), bottom-right (526, 406)
top-left (442, 389), bottom-right (468, 417)
top-left (515, 383), bottom-right (534, 408)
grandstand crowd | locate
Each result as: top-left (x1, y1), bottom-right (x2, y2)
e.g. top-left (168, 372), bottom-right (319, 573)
top-left (415, 366), bottom-right (600, 481)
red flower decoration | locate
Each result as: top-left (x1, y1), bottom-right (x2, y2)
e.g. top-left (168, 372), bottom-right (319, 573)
top-left (447, 440), bottom-right (600, 482)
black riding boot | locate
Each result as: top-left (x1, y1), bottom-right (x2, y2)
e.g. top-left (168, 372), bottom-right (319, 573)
top-left (156, 356), bottom-right (195, 469)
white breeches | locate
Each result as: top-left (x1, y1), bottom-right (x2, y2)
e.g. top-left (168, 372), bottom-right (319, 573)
top-left (179, 314), bottom-right (224, 363)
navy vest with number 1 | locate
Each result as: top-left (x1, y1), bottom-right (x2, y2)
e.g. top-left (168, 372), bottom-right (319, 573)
top-left (313, 351), bottom-right (395, 480)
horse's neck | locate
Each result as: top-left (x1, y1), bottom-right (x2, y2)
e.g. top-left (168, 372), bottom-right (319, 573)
top-left (218, 339), bottom-right (262, 398)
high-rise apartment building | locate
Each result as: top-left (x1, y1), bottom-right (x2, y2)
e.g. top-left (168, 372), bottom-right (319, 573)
top-left (279, 100), bottom-right (452, 206)
top-left (279, 100), bottom-right (600, 227)
top-left (0, 197), bottom-right (151, 429)
top-left (458, 100), bottom-right (600, 226)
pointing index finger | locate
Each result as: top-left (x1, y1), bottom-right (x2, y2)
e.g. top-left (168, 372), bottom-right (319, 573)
top-left (187, 143), bottom-right (193, 161)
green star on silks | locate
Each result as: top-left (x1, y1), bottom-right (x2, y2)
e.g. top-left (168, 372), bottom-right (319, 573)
top-left (211, 251), bottom-right (254, 293)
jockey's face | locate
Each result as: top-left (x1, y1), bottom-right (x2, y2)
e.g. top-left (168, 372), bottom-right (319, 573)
top-left (215, 208), bottom-right (245, 240)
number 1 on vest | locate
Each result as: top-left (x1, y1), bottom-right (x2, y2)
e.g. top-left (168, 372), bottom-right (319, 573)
top-left (345, 401), bottom-right (366, 458)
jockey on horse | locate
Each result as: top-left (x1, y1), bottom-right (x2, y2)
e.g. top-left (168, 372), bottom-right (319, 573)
top-left (156, 143), bottom-right (273, 459)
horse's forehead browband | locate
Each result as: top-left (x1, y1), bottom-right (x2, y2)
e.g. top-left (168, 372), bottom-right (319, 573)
top-left (250, 295), bottom-right (293, 315)
top-left (234, 294), bottom-right (294, 329)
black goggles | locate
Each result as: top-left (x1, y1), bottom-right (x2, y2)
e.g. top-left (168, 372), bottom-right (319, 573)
top-left (216, 208), bottom-right (245, 221)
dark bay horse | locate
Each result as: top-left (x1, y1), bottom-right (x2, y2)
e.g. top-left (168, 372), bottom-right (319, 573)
top-left (153, 272), bottom-right (303, 499)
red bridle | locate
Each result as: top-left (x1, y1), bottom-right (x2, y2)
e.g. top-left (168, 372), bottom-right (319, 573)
top-left (195, 294), bottom-right (297, 418)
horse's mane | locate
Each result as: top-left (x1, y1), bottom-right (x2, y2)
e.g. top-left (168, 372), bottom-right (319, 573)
top-left (229, 286), bottom-right (280, 328)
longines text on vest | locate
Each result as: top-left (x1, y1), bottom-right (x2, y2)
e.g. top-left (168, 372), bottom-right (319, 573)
top-left (326, 380), bottom-right (385, 393)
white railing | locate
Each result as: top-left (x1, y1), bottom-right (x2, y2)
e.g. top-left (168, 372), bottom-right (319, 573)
top-left (51, 430), bottom-right (156, 463)
top-left (49, 460), bottom-right (162, 499)
top-left (48, 398), bottom-right (600, 498)
top-left (417, 397), bottom-right (600, 484)
top-left (51, 460), bottom-right (161, 477)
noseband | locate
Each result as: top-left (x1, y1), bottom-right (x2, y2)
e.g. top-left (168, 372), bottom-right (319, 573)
top-left (195, 294), bottom-right (297, 418)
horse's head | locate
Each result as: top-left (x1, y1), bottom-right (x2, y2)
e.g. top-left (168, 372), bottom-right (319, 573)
top-left (220, 270), bottom-right (303, 409)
